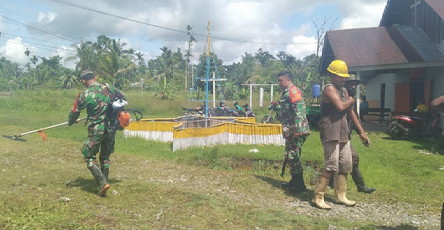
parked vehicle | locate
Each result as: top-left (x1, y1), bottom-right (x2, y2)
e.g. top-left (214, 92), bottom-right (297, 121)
top-left (243, 103), bottom-right (255, 117)
top-left (182, 105), bottom-right (204, 116)
top-left (386, 113), bottom-right (438, 139)
top-left (306, 104), bottom-right (321, 129)
top-left (261, 101), bottom-right (320, 127)
top-left (261, 101), bottom-right (281, 123)
top-left (233, 101), bottom-right (246, 117)
top-left (182, 102), bottom-right (255, 118)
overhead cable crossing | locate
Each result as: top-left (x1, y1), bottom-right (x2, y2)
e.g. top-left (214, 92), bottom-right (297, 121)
top-left (49, 0), bottom-right (314, 46)
top-left (0, 32), bottom-right (73, 46)
top-left (0, 36), bottom-right (77, 53)
top-left (0, 14), bottom-right (77, 44)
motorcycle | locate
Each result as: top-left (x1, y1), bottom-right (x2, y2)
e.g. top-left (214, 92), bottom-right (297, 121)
top-left (386, 113), bottom-right (438, 139)
top-left (233, 101), bottom-right (246, 117)
top-left (182, 104), bottom-right (217, 117)
top-left (216, 102), bottom-right (238, 116)
top-left (261, 101), bottom-right (281, 123)
top-left (243, 103), bottom-right (255, 117)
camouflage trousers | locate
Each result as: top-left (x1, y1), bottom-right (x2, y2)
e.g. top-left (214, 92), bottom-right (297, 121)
top-left (284, 134), bottom-right (308, 175)
top-left (81, 124), bottom-right (116, 169)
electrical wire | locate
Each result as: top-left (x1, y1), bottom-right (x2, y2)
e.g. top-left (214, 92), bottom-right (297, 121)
top-left (0, 14), bottom-right (77, 44)
top-left (1, 32), bottom-right (73, 46)
top-left (0, 37), bottom-right (76, 54)
top-left (48, 0), bottom-right (315, 46)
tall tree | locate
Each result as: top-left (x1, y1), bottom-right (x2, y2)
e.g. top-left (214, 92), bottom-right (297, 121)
top-left (66, 41), bottom-right (97, 71)
top-left (311, 16), bottom-right (337, 57)
top-left (185, 25), bottom-right (197, 90)
top-left (255, 48), bottom-right (275, 67)
top-left (98, 38), bottom-right (136, 87)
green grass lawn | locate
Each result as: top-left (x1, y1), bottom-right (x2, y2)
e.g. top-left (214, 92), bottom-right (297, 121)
top-left (0, 90), bottom-right (443, 229)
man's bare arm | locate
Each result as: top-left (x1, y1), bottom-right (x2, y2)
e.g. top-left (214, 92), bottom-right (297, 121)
top-left (324, 85), bottom-right (355, 112)
top-left (431, 95), bottom-right (444, 112)
top-left (349, 109), bottom-right (370, 146)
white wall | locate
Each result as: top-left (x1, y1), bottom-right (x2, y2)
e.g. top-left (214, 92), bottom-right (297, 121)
top-left (364, 72), bottom-right (405, 110)
top-left (364, 67), bottom-right (444, 111)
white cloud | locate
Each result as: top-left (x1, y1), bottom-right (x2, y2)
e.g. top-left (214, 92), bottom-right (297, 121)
top-left (2, 0), bottom-right (387, 65)
top-left (38, 12), bottom-right (57, 24)
top-left (339, 1), bottom-right (386, 29)
top-left (285, 35), bottom-right (317, 59)
top-left (35, 0), bottom-right (328, 63)
top-left (0, 17), bottom-right (5, 31)
top-left (55, 46), bottom-right (76, 69)
top-left (0, 37), bottom-right (37, 65)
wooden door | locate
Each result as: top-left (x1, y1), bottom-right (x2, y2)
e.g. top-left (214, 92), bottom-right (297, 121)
top-left (395, 82), bottom-right (410, 112)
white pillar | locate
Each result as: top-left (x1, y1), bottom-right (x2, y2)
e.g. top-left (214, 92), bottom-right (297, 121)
top-left (259, 87), bottom-right (264, 107)
top-left (249, 84), bottom-right (253, 108)
top-left (270, 85), bottom-right (274, 102)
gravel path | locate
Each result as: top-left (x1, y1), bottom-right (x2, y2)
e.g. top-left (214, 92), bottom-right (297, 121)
top-left (117, 158), bottom-right (441, 230)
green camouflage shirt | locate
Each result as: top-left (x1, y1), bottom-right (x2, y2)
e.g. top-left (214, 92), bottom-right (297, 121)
top-left (280, 84), bottom-right (310, 135)
top-left (70, 82), bottom-right (125, 131)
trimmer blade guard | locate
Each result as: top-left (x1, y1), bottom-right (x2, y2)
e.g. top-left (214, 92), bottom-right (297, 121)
top-left (2, 135), bottom-right (27, 142)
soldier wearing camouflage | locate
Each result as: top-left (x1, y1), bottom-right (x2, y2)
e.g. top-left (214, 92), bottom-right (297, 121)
top-left (277, 71), bottom-right (310, 192)
top-left (68, 70), bottom-right (125, 196)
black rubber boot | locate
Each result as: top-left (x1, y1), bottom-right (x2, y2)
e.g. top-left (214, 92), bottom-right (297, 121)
top-left (289, 173), bottom-right (306, 192)
top-left (88, 164), bottom-right (110, 197)
top-left (351, 166), bottom-right (375, 193)
top-left (281, 174), bottom-right (297, 188)
top-left (328, 175), bottom-right (334, 189)
top-left (101, 166), bottom-right (109, 181)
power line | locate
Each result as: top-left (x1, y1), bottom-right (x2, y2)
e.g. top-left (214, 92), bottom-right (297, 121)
top-left (1, 32), bottom-right (73, 46)
top-left (48, 0), bottom-right (314, 46)
top-left (0, 14), bottom-right (77, 44)
top-left (0, 37), bottom-right (76, 54)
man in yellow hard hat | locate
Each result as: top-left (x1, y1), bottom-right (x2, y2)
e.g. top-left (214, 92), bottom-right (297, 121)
top-left (312, 60), bottom-right (358, 209)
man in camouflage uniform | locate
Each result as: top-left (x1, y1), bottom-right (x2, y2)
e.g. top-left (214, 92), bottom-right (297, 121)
top-left (68, 70), bottom-right (125, 197)
top-left (277, 71), bottom-right (310, 192)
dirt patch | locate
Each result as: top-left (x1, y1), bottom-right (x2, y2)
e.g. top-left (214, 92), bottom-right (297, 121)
top-left (199, 157), bottom-right (323, 172)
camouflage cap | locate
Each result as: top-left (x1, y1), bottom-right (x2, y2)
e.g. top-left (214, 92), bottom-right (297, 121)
top-left (79, 70), bottom-right (95, 80)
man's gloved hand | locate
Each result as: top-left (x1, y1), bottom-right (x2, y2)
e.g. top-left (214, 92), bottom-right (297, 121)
top-left (68, 111), bottom-right (80, 126)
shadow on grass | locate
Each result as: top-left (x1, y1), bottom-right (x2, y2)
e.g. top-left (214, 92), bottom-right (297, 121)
top-left (254, 175), bottom-right (313, 202)
top-left (382, 135), bottom-right (444, 155)
top-left (66, 177), bottom-right (121, 195)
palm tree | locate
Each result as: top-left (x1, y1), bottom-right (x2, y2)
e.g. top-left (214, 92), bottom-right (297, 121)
top-left (24, 48), bottom-right (31, 70)
top-left (65, 41), bottom-right (97, 71)
top-left (97, 38), bottom-right (136, 87)
top-left (60, 73), bottom-right (78, 89)
top-left (185, 25), bottom-right (197, 90)
top-left (135, 52), bottom-right (145, 66)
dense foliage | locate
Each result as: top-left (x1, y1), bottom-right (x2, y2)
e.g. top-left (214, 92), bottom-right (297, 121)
top-left (0, 35), bottom-right (322, 100)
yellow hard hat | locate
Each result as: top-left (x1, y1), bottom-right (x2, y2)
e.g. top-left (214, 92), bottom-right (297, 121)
top-left (327, 60), bottom-right (350, 78)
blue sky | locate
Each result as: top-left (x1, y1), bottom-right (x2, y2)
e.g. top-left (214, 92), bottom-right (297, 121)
top-left (0, 0), bottom-right (386, 67)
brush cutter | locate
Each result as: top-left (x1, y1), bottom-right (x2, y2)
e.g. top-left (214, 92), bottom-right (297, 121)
top-left (3, 118), bottom-right (87, 142)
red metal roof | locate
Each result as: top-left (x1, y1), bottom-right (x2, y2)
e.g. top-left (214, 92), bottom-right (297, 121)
top-left (424, 0), bottom-right (444, 20)
top-left (326, 27), bottom-right (409, 68)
